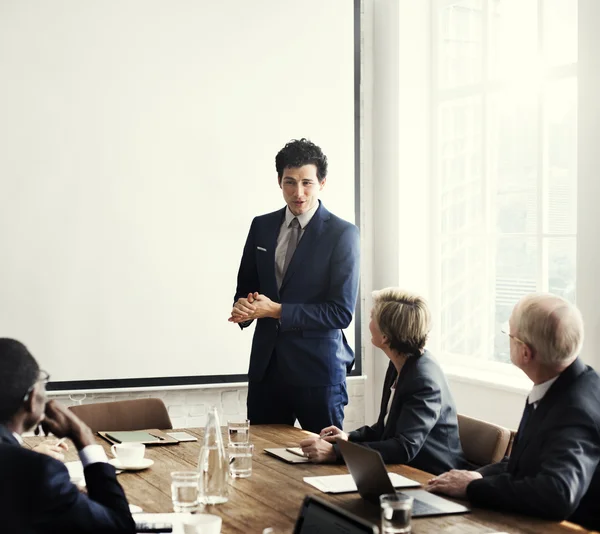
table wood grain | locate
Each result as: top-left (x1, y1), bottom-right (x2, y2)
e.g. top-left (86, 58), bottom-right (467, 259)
top-left (24, 425), bottom-right (596, 534)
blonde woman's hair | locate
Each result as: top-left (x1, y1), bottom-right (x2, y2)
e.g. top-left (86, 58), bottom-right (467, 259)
top-left (371, 288), bottom-right (431, 355)
top-left (514, 293), bottom-right (584, 366)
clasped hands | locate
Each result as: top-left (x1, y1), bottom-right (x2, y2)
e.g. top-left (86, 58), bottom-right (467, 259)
top-left (298, 426), bottom-right (349, 463)
top-left (229, 292), bottom-right (282, 323)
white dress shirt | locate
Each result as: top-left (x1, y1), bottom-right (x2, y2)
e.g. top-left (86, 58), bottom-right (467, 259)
top-left (383, 382), bottom-right (397, 426)
top-left (528, 375), bottom-right (560, 409)
top-left (15, 432), bottom-right (107, 467)
top-left (275, 203), bottom-right (319, 288)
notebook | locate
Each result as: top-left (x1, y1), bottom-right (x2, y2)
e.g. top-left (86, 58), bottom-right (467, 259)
top-left (98, 429), bottom-right (179, 445)
top-left (264, 447), bottom-right (310, 463)
top-left (304, 473), bottom-right (419, 493)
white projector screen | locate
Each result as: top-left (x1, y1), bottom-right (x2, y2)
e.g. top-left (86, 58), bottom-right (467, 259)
top-left (0, 0), bottom-right (360, 390)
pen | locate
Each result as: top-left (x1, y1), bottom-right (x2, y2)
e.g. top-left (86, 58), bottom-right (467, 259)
top-left (319, 431), bottom-right (334, 439)
top-left (55, 437), bottom-right (67, 446)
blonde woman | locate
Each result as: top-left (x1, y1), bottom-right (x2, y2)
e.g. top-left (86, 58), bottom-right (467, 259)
top-left (300, 288), bottom-right (468, 475)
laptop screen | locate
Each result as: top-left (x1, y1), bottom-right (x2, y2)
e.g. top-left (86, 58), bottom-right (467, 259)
top-left (294, 495), bottom-right (378, 534)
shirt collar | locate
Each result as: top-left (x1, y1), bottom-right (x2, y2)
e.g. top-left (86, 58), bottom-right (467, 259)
top-left (12, 432), bottom-right (23, 445)
top-left (528, 375), bottom-right (559, 406)
top-left (284, 201), bottom-right (319, 229)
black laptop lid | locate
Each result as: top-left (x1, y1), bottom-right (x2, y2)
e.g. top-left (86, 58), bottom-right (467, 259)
top-left (337, 440), bottom-right (470, 517)
top-left (293, 495), bottom-right (379, 534)
top-left (337, 440), bottom-right (396, 503)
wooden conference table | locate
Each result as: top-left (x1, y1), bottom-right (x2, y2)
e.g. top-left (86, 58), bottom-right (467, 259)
top-left (24, 425), bottom-right (595, 534)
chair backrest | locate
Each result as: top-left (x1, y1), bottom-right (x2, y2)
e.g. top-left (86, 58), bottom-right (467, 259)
top-left (69, 398), bottom-right (173, 432)
top-left (457, 413), bottom-right (512, 467)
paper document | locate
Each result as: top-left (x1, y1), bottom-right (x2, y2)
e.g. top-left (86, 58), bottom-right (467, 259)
top-left (303, 473), bottom-right (420, 493)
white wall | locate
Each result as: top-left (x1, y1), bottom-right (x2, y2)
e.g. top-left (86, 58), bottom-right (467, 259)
top-left (576, 0), bottom-right (600, 372)
top-left (368, 0), bottom-right (433, 423)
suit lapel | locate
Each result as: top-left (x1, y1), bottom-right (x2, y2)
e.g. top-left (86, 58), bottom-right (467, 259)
top-left (508, 358), bottom-right (587, 471)
top-left (280, 202), bottom-right (329, 292)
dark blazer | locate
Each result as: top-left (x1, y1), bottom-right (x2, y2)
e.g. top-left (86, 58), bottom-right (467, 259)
top-left (0, 425), bottom-right (135, 534)
top-left (235, 201), bottom-right (360, 387)
top-left (467, 358), bottom-right (600, 531)
top-left (345, 352), bottom-right (468, 475)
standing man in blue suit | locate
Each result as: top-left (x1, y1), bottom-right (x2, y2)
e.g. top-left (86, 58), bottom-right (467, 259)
top-left (229, 138), bottom-right (360, 433)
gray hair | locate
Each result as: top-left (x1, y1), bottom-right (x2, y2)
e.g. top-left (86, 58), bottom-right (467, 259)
top-left (514, 293), bottom-right (584, 366)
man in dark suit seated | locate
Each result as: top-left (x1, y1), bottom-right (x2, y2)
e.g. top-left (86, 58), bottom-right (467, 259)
top-left (427, 293), bottom-right (600, 531)
top-left (0, 338), bottom-right (136, 533)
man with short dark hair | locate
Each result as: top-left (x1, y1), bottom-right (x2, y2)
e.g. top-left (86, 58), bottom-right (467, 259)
top-left (230, 138), bottom-right (360, 433)
top-left (427, 294), bottom-right (600, 531)
top-left (0, 338), bottom-right (135, 533)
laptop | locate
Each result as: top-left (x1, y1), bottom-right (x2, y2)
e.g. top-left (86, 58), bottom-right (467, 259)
top-left (294, 495), bottom-right (379, 533)
top-left (337, 440), bottom-right (470, 517)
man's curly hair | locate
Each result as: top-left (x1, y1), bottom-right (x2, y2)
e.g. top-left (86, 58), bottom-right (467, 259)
top-left (275, 138), bottom-right (328, 183)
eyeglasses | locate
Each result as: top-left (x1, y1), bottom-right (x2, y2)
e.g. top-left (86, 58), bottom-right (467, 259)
top-left (23, 369), bottom-right (50, 403)
top-left (500, 322), bottom-right (527, 346)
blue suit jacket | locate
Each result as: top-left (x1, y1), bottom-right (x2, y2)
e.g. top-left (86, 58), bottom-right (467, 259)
top-left (467, 358), bottom-right (600, 530)
top-left (235, 201), bottom-right (360, 387)
top-left (0, 425), bottom-right (135, 534)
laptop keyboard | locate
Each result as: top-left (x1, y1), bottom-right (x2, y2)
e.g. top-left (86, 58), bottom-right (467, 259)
top-left (397, 492), bottom-right (441, 516)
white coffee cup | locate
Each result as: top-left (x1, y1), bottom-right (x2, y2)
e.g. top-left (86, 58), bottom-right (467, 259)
top-left (181, 514), bottom-right (222, 534)
top-left (111, 443), bottom-right (145, 465)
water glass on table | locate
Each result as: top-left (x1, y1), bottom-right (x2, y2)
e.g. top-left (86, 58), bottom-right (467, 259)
top-left (228, 443), bottom-right (254, 478)
top-left (228, 419), bottom-right (250, 444)
top-left (171, 471), bottom-right (200, 513)
top-left (380, 493), bottom-right (413, 534)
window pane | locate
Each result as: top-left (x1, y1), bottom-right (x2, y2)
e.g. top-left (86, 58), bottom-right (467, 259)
top-left (437, 0), bottom-right (483, 89)
top-left (433, 0), bottom-right (577, 368)
top-left (489, 91), bottom-right (538, 234)
top-left (544, 78), bottom-right (577, 235)
top-left (543, 0), bottom-right (577, 67)
top-left (546, 237), bottom-right (576, 302)
top-left (440, 236), bottom-right (488, 358)
top-left (493, 237), bottom-right (538, 362)
top-left (439, 97), bottom-right (484, 234)
top-left (489, 0), bottom-right (538, 81)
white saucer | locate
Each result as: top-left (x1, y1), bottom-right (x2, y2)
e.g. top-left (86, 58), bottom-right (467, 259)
top-left (109, 458), bottom-right (154, 470)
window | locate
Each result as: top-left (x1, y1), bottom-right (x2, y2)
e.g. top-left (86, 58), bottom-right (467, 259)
top-left (432, 0), bottom-right (577, 367)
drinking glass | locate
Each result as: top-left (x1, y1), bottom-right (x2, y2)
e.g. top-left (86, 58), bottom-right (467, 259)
top-left (171, 471), bottom-right (200, 512)
top-left (228, 443), bottom-right (254, 478)
top-left (380, 493), bottom-right (413, 534)
top-left (228, 419), bottom-right (250, 444)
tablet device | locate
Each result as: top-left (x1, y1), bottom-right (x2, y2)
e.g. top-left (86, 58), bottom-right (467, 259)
top-left (165, 432), bottom-right (197, 442)
top-left (294, 495), bottom-right (378, 533)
